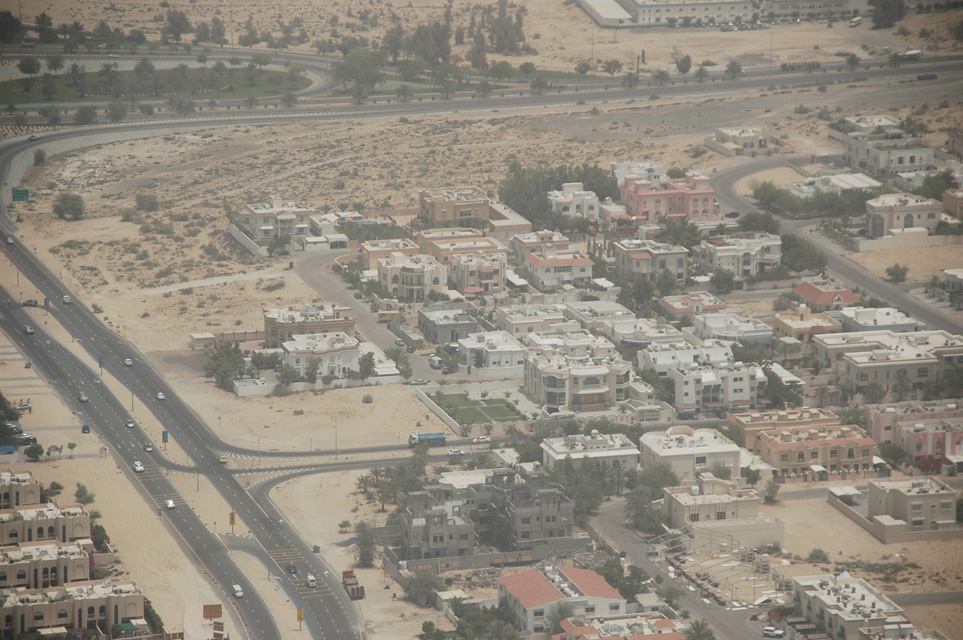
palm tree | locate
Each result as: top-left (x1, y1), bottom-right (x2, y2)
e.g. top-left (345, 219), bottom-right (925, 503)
top-left (396, 83), bottom-right (412, 102)
top-left (892, 372), bottom-right (911, 402)
top-left (685, 619), bottom-right (716, 640)
top-left (724, 60), bottom-right (742, 80)
top-left (652, 69), bottom-right (671, 86)
top-left (694, 66), bottom-right (709, 83)
top-left (815, 385), bottom-right (830, 408)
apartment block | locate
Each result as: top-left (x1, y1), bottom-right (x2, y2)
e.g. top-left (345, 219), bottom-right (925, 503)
top-left (865, 193), bottom-right (943, 238)
top-left (766, 304), bottom-right (842, 343)
top-left (450, 251), bottom-right (507, 296)
top-left (812, 330), bottom-right (963, 402)
top-left (0, 540), bottom-right (90, 589)
top-left (239, 195), bottom-right (316, 240)
top-left (602, 316), bottom-right (684, 348)
top-left (525, 247), bottom-right (594, 291)
top-left (417, 304), bottom-right (480, 344)
top-left (610, 160), bottom-right (665, 187)
top-left (848, 131), bottom-right (935, 178)
top-left (499, 566), bottom-right (625, 634)
top-left (263, 304), bottom-right (355, 349)
top-left (418, 186), bottom-right (490, 229)
top-left (510, 230), bottom-right (570, 265)
top-left (865, 400), bottom-right (963, 464)
top-left (456, 331), bottom-right (526, 377)
top-left (660, 291), bottom-right (727, 319)
top-left (838, 306), bottom-right (918, 333)
top-left (400, 486), bottom-right (475, 560)
top-left (639, 339), bottom-right (733, 376)
top-left (783, 173), bottom-right (882, 199)
top-left (620, 172), bottom-right (719, 224)
top-left (547, 183), bottom-right (600, 218)
top-left (540, 431), bottom-right (640, 472)
top-left (668, 361), bottom-right (766, 414)
top-left (0, 503), bottom-right (90, 544)
top-left (562, 300), bottom-right (636, 332)
top-left (524, 329), bottom-right (619, 359)
top-left (359, 238), bottom-right (419, 269)
top-left (486, 201), bottom-right (533, 241)
top-left (792, 573), bottom-right (905, 640)
top-left (693, 232), bottom-right (782, 277)
top-left (760, 423), bottom-right (876, 478)
top-left (0, 471), bottom-right (42, 509)
top-left (639, 426), bottom-right (742, 484)
top-left (281, 332), bottom-right (360, 378)
top-left (524, 348), bottom-right (634, 412)
top-left (612, 238), bottom-right (688, 284)
top-left (495, 304), bottom-right (575, 336)
top-left (421, 235), bottom-right (506, 266)
top-left (728, 408), bottom-right (843, 455)
top-left (692, 311), bottom-right (774, 345)
top-left (413, 227), bottom-right (484, 252)
top-left (0, 579), bottom-right (145, 637)
top-left (377, 253), bottom-right (448, 302)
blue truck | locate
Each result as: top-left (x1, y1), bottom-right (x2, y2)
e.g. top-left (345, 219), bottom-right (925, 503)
top-left (409, 432), bottom-right (447, 447)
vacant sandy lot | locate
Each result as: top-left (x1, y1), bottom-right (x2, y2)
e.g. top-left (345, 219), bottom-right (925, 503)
top-left (846, 245), bottom-right (963, 282)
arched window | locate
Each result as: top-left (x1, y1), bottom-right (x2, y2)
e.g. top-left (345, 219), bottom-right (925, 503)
top-left (432, 277), bottom-right (440, 285)
top-left (847, 448), bottom-right (855, 459)
top-left (584, 376), bottom-right (601, 386)
top-left (392, 275), bottom-right (398, 284)
top-left (47, 526), bottom-right (54, 539)
top-left (87, 607), bottom-right (95, 617)
top-left (99, 605), bottom-right (107, 617)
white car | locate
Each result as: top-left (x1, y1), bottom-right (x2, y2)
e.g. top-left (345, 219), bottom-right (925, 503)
top-left (124, 358), bottom-right (133, 366)
top-left (165, 499), bottom-right (176, 509)
top-left (447, 449), bottom-right (465, 456)
top-left (125, 419), bottom-right (135, 428)
top-left (143, 442), bottom-right (154, 452)
top-left (763, 627), bottom-right (785, 638)
top-left (133, 461), bottom-right (145, 472)
top-left (156, 392), bottom-right (165, 400)
top-left (472, 436), bottom-right (491, 444)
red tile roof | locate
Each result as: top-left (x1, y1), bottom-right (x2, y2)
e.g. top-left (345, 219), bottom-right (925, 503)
top-left (559, 567), bottom-right (624, 601)
top-left (499, 569), bottom-right (564, 609)
top-left (793, 281), bottom-right (860, 307)
top-left (630, 251), bottom-right (653, 260)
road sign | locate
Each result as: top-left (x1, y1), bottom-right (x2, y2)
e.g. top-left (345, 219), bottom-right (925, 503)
top-left (229, 512), bottom-right (236, 526)
top-left (297, 607), bottom-right (304, 623)
top-left (12, 188), bottom-right (28, 202)
top-left (162, 430), bottom-right (168, 443)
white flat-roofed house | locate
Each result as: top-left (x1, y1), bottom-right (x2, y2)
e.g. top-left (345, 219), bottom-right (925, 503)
top-left (540, 431), bottom-right (640, 472)
top-left (612, 238), bottom-right (688, 284)
top-left (457, 331), bottom-right (526, 377)
top-left (692, 311), bottom-right (774, 345)
top-left (639, 426), bottom-right (742, 483)
top-left (377, 253), bottom-right (448, 302)
top-left (240, 195), bottom-right (317, 241)
top-left (838, 307), bottom-right (918, 333)
top-left (282, 332), bottom-right (360, 377)
top-left (668, 361), bottom-right (766, 414)
top-left (510, 230), bottom-right (570, 265)
top-left (865, 193), bottom-right (943, 238)
top-left (602, 316), bottom-right (684, 348)
top-left (563, 300), bottom-right (636, 332)
top-left (524, 349), bottom-right (634, 413)
top-left (495, 304), bottom-right (576, 336)
top-left (693, 232), bottom-right (782, 277)
top-left (547, 183), bottom-right (600, 219)
top-left (639, 339), bottom-right (733, 376)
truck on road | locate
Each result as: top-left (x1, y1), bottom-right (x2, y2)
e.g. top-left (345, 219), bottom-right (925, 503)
top-left (408, 432), bottom-right (447, 447)
top-left (342, 570), bottom-right (365, 600)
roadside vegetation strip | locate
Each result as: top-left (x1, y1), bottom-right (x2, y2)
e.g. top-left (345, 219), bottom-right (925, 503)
top-left (0, 68), bottom-right (310, 105)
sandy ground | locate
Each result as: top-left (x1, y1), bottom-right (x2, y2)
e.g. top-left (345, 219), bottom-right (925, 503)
top-left (846, 245), bottom-right (963, 283)
top-left (761, 483), bottom-right (963, 639)
top-left (16, 0), bottom-right (963, 74)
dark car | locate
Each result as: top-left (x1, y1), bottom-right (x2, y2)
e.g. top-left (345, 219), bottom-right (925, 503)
top-left (22, 299), bottom-right (38, 307)
top-left (17, 434), bottom-right (37, 445)
top-left (81, 424), bottom-right (91, 434)
top-left (286, 564), bottom-right (297, 574)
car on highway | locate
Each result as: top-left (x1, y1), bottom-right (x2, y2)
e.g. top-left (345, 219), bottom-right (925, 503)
top-left (28, 134), bottom-right (39, 141)
top-left (219, 455), bottom-right (228, 463)
top-left (472, 436), bottom-right (491, 444)
top-left (763, 628), bottom-right (785, 638)
top-left (165, 499), bottom-right (176, 509)
top-left (78, 392), bottom-right (89, 403)
top-left (22, 299), bottom-right (38, 307)
top-left (23, 326), bottom-right (34, 335)
top-left (286, 564), bottom-right (297, 574)
top-left (124, 358), bottom-right (133, 366)
top-left (125, 419), bottom-right (135, 428)
top-left (409, 378), bottom-right (428, 385)
top-left (81, 424), bottom-right (90, 434)
top-left (155, 392), bottom-right (165, 400)
top-left (108, 53), bottom-right (119, 58)
top-left (143, 442), bottom-right (153, 452)
top-left (5, 237), bottom-right (12, 244)
top-left (447, 449), bottom-right (465, 456)
top-left (133, 461), bottom-right (145, 472)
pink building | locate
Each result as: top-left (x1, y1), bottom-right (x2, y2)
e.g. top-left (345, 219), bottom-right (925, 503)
top-left (865, 401), bottom-right (963, 466)
top-left (620, 172), bottom-right (720, 224)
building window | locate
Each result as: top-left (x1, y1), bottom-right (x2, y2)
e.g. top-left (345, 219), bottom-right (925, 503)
top-left (609, 603), bottom-right (620, 612)
top-left (585, 605), bottom-right (596, 614)
top-left (917, 367), bottom-right (928, 377)
top-left (533, 609), bottom-right (544, 618)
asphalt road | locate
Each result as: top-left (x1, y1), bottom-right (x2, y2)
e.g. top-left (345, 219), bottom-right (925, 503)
top-left (593, 497), bottom-right (768, 640)
top-left (709, 158), bottom-right (963, 335)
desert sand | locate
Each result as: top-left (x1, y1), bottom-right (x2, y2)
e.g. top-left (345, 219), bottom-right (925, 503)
top-left (846, 245), bottom-right (963, 282)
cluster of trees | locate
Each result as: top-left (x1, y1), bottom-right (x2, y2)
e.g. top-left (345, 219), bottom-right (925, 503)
top-left (781, 234), bottom-right (828, 272)
top-left (355, 453), bottom-right (429, 513)
top-left (869, 0), bottom-right (906, 28)
top-left (417, 598), bottom-right (520, 639)
top-left (497, 161), bottom-right (619, 230)
top-left (753, 181), bottom-right (878, 220)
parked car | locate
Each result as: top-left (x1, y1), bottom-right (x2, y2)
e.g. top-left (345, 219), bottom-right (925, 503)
top-left (78, 392), bottom-right (89, 403)
top-left (472, 436), bottom-right (491, 444)
top-left (81, 424), bottom-right (91, 434)
top-left (133, 461), bottom-right (145, 472)
top-left (763, 627), bottom-right (785, 638)
top-left (409, 378), bottom-right (428, 386)
top-left (22, 299), bottom-right (38, 307)
top-left (17, 434), bottom-right (37, 445)
top-left (353, 291), bottom-right (363, 299)
top-left (28, 134), bottom-right (39, 141)
top-left (395, 338), bottom-right (405, 346)
top-left (16, 403), bottom-right (31, 411)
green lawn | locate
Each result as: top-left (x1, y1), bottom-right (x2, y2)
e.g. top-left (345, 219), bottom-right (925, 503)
top-left (0, 68), bottom-right (310, 105)
top-left (433, 393), bottom-right (524, 426)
